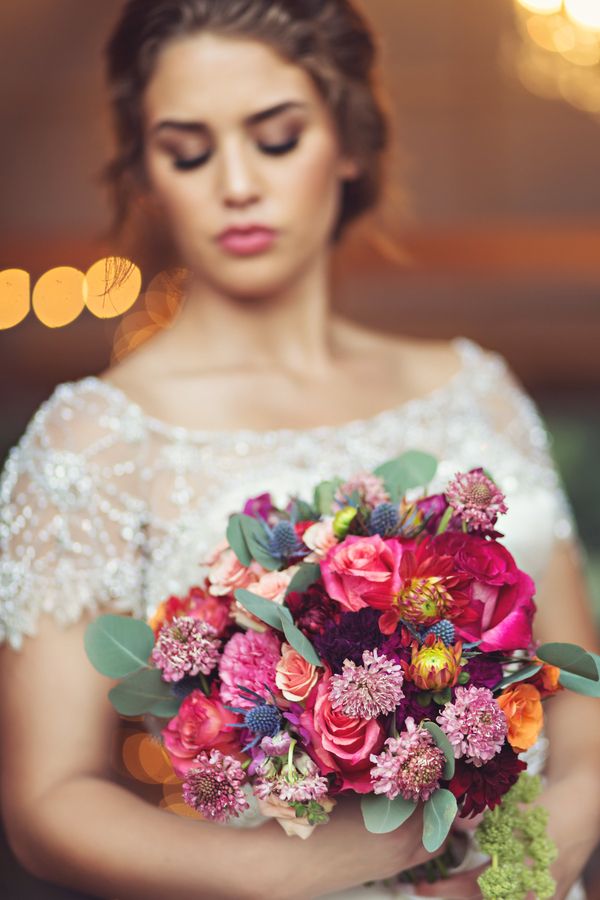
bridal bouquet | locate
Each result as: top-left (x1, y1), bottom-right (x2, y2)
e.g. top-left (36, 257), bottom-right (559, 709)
top-left (85, 451), bottom-right (600, 900)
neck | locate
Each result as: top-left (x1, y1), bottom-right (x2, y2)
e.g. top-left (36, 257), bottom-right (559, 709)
top-left (164, 249), bottom-right (339, 379)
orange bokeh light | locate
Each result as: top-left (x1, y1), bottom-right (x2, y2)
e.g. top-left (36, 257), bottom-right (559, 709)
top-left (0, 268), bottom-right (30, 329)
top-left (85, 257), bottom-right (142, 319)
top-left (32, 266), bottom-right (86, 328)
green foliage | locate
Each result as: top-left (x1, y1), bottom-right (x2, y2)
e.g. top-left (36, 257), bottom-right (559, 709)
top-left (234, 588), bottom-right (285, 630)
top-left (226, 514), bottom-right (280, 570)
top-left (475, 773), bottom-right (558, 900)
top-left (536, 641), bottom-right (599, 680)
top-left (313, 478), bottom-right (343, 516)
top-left (279, 612), bottom-right (322, 667)
top-left (361, 793), bottom-right (417, 833)
top-left (284, 562), bottom-right (322, 598)
top-left (494, 662), bottom-right (542, 692)
top-left (558, 652), bottom-right (600, 697)
top-left (421, 721), bottom-right (455, 779)
top-left (374, 451), bottom-right (438, 502)
top-left (84, 615), bottom-right (155, 678)
top-left (422, 789), bottom-right (457, 852)
top-left (108, 668), bottom-right (180, 717)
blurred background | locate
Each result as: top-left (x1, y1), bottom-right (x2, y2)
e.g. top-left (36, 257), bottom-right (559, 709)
top-left (0, 0), bottom-right (599, 894)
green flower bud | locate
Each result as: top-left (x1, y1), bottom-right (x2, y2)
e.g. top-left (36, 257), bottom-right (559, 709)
top-left (333, 506), bottom-right (358, 539)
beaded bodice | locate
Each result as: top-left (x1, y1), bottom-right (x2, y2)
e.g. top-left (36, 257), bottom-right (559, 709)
top-left (0, 337), bottom-right (575, 650)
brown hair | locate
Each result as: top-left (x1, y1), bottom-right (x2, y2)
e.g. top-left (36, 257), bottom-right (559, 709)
top-left (100, 0), bottom-right (394, 269)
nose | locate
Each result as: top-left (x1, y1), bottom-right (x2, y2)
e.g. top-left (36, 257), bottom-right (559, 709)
top-left (218, 138), bottom-right (261, 209)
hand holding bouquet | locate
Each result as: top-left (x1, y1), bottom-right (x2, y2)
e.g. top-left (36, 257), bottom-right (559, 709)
top-left (86, 451), bottom-right (600, 899)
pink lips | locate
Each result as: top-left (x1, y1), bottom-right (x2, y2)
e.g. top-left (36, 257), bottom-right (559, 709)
top-left (217, 226), bottom-right (277, 256)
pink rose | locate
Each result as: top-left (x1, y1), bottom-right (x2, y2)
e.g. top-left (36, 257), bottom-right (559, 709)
top-left (207, 542), bottom-right (264, 597)
top-left (299, 669), bottom-right (385, 792)
top-left (320, 535), bottom-right (404, 613)
top-left (303, 519), bottom-right (339, 559)
top-left (275, 642), bottom-right (319, 702)
top-left (435, 533), bottom-right (536, 652)
top-left (162, 690), bottom-right (240, 777)
top-left (252, 568), bottom-right (297, 605)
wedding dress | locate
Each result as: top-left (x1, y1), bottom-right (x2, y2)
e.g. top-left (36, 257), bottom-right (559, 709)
top-left (0, 337), bottom-right (587, 899)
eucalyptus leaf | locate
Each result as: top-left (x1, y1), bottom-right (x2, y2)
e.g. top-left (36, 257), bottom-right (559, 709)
top-left (421, 721), bottom-right (455, 780)
top-left (84, 614), bottom-right (155, 678)
top-left (537, 642), bottom-right (599, 681)
top-left (559, 653), bottom-right (600, 697)
top-left (279, 612), bottom-right (322, 667)
top-left (313, 479), bottom-right (343, 516)
top-left (285, 562), bottom-right (322, 597)
top-left (108, 668), bottom-right (175, 717)
top-left (494, 663), bottom-right (542, 692)
top-left (239, 516), bottom-right (280, 571)
top-left (422, 789), bottom-right (457, 853)
top-left (226, 514), bottom-right (253, 566)
top-left (234, 588), bottom-right (285, 630)
top-left (361, 793), bottom-right (417, 834)
top-left (293, 499), bottom-right (317, 521)
top-left (150, 696), bottom-right (182, 718)
top-left (374, 451), bottom-right (438, 502)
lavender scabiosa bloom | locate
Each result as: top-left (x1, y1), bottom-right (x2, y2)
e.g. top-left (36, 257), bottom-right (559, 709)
top-left (182, 749), bottom-right (249, 822)
top-left (260, 731), bottom-right (292, 757)
top-left (445, 468), bottom-right (507, 532)
top-left (255, 754), bottom-right (329, 804)
top-left (370, 717), bottom-right (445, 803)
top-left (436, 685), bottom-right (507, 766)
top-left (152, 616), bottom-right (221, 683)
top-left (329, 649), bottom-right (405, 719)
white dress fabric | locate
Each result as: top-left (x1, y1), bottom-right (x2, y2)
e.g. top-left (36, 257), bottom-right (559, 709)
top-left (0, 336), bottom-right (587, 899)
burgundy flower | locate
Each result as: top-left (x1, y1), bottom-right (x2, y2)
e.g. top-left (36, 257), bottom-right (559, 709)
top-left (464, 655), bottom-right (503, 690)
top-left (286, 583), bottom-right (342, 638)
top-left (448, 744), bottom-right (527, 818)
top-left (313, 607), bottom-right (385, 672)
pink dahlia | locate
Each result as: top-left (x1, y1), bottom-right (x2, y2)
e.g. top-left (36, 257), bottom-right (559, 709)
top-left (445, 468), bottom-right (507, 532)
top-left (152, 616), bottom-right (221, 682)
top-left (436, 685), bottom-right (507, 766)
top-left (370, 717), bottom-right (445, 803)
top-left (329, 649), bottom-right (405, 719)
top-left (218, 629), bottom-right (281, 709)
top-left (334, 471), bottom-right (390, 511)
top-left (182, 749), bottom-right (249, 822)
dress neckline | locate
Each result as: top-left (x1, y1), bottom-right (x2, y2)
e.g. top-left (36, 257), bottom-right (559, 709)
top-left (83, 335), bottom-right (480, 443)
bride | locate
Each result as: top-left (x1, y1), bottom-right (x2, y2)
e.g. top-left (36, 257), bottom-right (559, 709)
top-left (1, 1), bottom-right (599, 897)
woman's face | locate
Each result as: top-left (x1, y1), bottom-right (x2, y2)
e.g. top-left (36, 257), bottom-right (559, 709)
top-left (142, 31), bottom-right (359, 299)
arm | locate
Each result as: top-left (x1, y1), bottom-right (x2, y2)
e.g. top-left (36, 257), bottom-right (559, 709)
top-left (0, 610), bottom-right (443, 900)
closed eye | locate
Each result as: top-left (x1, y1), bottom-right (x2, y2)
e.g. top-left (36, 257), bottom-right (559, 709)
top-left (172, 136), bottom-right (300, 172)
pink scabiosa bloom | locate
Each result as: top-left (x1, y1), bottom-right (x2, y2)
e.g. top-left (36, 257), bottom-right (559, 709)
top-left (152, 616), bottom-right (221, 683)
top-left (182, 749), bottom-right (249, 822)
top-left (445, 468), bottom-right (507, 532)
top-left (334, 471), bottom-right (391, 511)
top-left (370, 717), bottom-right (445, 803)
top-left (436, 684), bottom-right (508, 766)
top-left (260, 731), bottom-right (292, 757)
top-left (218, 629), bottom-right (281, 709)
top-left (255, 753), bottom-right (329, 804)
top-left (329, 649), bottom-right (405, 719)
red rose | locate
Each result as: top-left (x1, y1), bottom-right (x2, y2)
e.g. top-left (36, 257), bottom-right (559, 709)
top-left (433, 533), bottom-right (536, 652)
top-left (299, 668), bottom-right (385, 793)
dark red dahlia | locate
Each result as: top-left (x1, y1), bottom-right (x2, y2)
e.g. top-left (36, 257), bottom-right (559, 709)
top-left (448, 744), bottom-right (526, 818)
top-left (286, 583), bottom-right (341, 638)
top-left (313, 607), bottom-right (385, 672)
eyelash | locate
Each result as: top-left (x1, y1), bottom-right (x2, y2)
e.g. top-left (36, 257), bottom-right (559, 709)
top-left (173, 136), bottom-right (300, 171)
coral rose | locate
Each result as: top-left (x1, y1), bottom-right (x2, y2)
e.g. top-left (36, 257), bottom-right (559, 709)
top-left (275, 642), bottom-right (319, 702)
top-left (497, 683), bottom-right (543, 752)
top-left (162, 689), bottom-right (240, 777)
top-left (320, 535), bottom-right (404, 614)
top-left (206, 540), bottom-right (264, 597)
top-left (298, 668), bottom-right (385, 792)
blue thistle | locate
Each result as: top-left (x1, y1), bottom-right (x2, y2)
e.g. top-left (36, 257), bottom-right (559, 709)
top-left (268, 520), bottom-right (302, 559)
top-left (423, 619), bottom-right (456, 645)
top-left (224, 684), bottom-right (283, 752)
top-left (368, 503), bottom-right (400, 537)
top-left (169, 675), bottom-right (206, 700)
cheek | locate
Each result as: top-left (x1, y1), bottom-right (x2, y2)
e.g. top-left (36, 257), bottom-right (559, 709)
top-left (283, 138), bottom-right (342, 225)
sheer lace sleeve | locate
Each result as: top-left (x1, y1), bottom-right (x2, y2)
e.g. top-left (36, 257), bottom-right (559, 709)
top-left (470, 343), bottom-right (579, 571)
top-left (0, 380), bottom-right (149, 650)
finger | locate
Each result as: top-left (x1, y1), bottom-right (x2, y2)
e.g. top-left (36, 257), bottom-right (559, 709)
top-left (411, 865), bottom-right (488, 899)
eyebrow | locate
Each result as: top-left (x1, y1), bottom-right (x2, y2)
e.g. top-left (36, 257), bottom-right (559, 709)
top-left (150, 100), bottom-right (309, 136)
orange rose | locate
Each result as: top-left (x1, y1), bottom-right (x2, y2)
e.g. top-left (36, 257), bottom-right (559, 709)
top-left (275, 642), bottom-right (319, 702)
top-left (497, 683), bottom-right (543, 752)
top-left (530, 661), bottom-right (564, 698)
